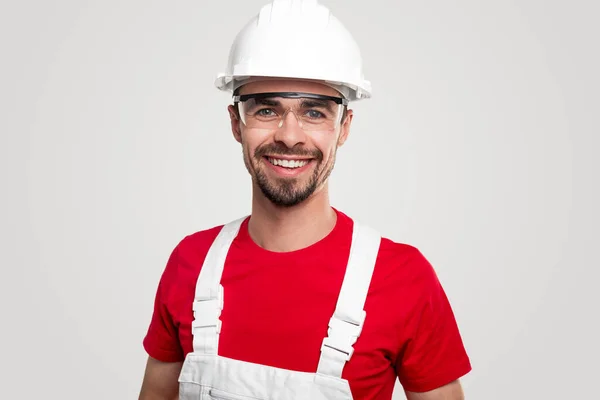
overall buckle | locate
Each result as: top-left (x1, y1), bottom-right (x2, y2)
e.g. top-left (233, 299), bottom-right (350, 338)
top-left (320, 310), bottom-right (366, 361)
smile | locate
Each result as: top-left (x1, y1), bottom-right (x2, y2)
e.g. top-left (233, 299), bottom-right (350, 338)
top-left (266, 157), bottom-right (310, 169)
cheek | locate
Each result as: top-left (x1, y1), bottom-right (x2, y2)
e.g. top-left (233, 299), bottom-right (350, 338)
top-left (312, 133), bottom-right (340, 163)
top-left (240, 131), bottom-right (260, 153)
top-left (241, 129), bottom-right (272, 163)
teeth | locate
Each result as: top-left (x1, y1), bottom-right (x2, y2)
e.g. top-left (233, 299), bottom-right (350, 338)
top-left (268, 158), bottom-right (309, 168)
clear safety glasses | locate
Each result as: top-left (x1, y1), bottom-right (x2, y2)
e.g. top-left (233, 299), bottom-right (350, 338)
top-left (233, 92), bottom-right (348, 132)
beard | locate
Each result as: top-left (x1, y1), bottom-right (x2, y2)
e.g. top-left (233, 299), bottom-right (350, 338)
top-left (244, 142), bottom-right (336, 207)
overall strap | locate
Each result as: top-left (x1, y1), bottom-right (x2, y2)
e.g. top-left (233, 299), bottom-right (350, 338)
top-left (191, 217), bottom-right (246, 355)
top-left (316, 220), bottom-right (381, 379)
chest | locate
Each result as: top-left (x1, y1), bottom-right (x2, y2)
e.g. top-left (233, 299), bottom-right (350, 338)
top-left (171, 257), bottom-right (401, 396)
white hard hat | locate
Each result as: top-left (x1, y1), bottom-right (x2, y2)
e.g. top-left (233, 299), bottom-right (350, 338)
top-left (214, 0), bottom-right (371, 101)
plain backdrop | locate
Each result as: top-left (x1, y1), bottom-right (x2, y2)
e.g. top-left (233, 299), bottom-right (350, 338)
top-left (1, 0), bottom-right (598, 399)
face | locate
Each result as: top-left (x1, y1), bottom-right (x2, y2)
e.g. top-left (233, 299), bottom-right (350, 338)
top-left (228, 79), bottom-right (353, 207)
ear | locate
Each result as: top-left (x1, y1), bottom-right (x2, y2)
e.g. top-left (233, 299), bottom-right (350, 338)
top-left (228, 104), bottom-right (242, 143)
top-left (337, 109), bottom-right (353, 147)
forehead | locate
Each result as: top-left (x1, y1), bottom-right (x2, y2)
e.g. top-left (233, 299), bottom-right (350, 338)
top-left (237, 78), bottom-right (341, 97)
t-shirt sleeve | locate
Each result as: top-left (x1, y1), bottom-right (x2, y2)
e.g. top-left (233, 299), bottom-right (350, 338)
top-left (142, 246), bottom-right (185, 363)
top-left (395, 249), bottom-right (472, 392)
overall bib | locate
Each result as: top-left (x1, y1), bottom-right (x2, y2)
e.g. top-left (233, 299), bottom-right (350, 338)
top-left (178, 217), bottom-right (381, 400)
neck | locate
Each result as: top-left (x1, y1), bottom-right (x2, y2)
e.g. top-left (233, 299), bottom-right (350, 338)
top-left (248, 184), bottom-right (337, 252)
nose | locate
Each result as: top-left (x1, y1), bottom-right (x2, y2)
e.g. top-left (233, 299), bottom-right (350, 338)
top-left (273, 110), bottom-right (308, 148)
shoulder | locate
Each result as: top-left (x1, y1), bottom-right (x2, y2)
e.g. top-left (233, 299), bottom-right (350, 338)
top-left (343, 213), bottom-right (442, 303)
top-left (376, 237), bottom-right (438, 286)
top-left (172, 215), bottom-right (250, 270)
top-left (338, 210), bottom-right (431, 274)
top-left (158, 219), bottom-right (241, 287)
top-left (372, 236), bottom-right (442, 303)
top-left (176, 224), bottom-right (225, 261)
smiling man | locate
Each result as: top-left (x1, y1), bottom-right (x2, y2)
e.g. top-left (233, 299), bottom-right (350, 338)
top-left (234, 80), bottom-right (348, 211)
top-left (138, 1), bottom-right (471, 399)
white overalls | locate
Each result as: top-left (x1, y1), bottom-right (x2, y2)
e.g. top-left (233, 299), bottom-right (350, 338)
top-left (178, 216), bottom-right (381, 400)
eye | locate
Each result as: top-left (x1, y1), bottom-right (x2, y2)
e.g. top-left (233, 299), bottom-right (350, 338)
top-left (256, 108), bottom-right (277, 117)
top-left (305, 110), bottom-right (325, 119)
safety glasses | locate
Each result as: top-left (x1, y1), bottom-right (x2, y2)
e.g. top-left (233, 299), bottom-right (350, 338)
top-left (233, 92), bottom-right (348, 132)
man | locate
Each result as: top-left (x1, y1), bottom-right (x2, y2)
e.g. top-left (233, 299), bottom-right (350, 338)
top-left (139, 1), bottom-right (471, 399)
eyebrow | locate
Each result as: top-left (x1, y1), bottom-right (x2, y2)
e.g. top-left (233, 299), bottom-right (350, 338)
top-left (252, 98), bottom-right (335, 113)
top-left (254, 98), bottom-right (281, 107)
top-left (300, 99), bottom-right (335, 113)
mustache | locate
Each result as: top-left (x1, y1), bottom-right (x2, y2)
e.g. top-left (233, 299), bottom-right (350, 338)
top-left (254, 143), bottom-right (323, 161)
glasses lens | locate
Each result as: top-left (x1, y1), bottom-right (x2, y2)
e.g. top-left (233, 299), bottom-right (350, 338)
top-left (238, 96), bottom-right (343, 131)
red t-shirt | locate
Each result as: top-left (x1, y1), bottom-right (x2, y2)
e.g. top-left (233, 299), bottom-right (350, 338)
top-left (143, 209), bottom-right (471, 398)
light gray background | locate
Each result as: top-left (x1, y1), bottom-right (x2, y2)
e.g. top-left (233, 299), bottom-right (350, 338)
top-left (1, 0), bottom-right (598, 399)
